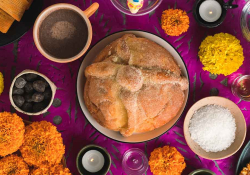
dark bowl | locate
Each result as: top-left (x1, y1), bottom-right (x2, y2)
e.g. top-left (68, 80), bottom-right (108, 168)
top-left (76, 145), bottom-right (111, 175)
top-left (193, 0), bottom-right (227, 28)
top-left (189, 169), bottom-right (216, 175)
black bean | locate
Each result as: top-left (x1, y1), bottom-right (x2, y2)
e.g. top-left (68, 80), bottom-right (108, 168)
top-left (24, 82), bottom-right (33, 93)
top-left (15, 77), bottom-right (27, 89)
top-left (53, 116), bottom-right (62, 125)
top-left (12, 87), bottom-right (24, 95)
top-left (33, 102), bottom-right (46, 112)
top-left (32, 93), bottom-right (44, 103)
top-left (24, 94), bottom-right (33, 103)
top-left (25, 73), bottom-right (38, 81)
top-left (22, 103), bottom-right (33, 112)
top-left (13, 95), bottom-right (25, 107)
top-left (52, 98), bottom-right (61, 107)
top-left (40, 78), bottom-right (49, 88)
top-left (43, 89), bottom-right (52, 100)
top-left (33, 80), bottom-right (46, 92)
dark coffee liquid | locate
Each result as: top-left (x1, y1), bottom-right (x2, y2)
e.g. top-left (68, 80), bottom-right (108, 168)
top-left (39, 9), bottom-right (88, 59)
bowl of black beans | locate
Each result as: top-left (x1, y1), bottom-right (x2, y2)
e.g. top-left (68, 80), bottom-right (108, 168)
top-left (9, 70), bottom-right (56, 115)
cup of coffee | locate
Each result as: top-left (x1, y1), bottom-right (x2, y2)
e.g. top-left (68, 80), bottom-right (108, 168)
top-left (33, 3), bottom-right (99, 63)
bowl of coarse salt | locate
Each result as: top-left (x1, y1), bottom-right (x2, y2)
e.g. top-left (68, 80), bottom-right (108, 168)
top-left (184, 96), bottom-right (246, 160)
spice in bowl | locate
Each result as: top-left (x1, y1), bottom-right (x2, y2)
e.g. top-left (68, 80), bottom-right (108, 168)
top-left (161, 9), bottom-right (190, 36)
top-left (11, 73), bottom-right (52, 113)
top-left (189, 104), bottom-right (236, 152)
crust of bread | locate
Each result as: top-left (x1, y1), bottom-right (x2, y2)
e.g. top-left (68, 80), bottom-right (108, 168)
top-left (84, 34), bottom-right (188, 137)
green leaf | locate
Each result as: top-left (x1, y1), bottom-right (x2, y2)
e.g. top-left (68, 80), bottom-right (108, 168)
top-left (220, 78), bottom-right (228, 86)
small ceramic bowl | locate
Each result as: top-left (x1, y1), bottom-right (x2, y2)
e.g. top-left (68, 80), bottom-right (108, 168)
top-left (189, 169), bottom-right (216, 175)
top-left (10, 69), bottom-right (56, 115)
top-left (184, 96), bottom-right (246, 160)
top-left (110, 0), bottom-right (163, 16)
top-left (76, 145), bottom-right (111, 175)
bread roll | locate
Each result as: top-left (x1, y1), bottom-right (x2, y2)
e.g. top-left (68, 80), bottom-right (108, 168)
top-left (84, 34), bottom-right (188, 137)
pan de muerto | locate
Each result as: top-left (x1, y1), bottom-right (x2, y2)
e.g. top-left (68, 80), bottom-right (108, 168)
top-left (84, 34), bottom-right (188, 137)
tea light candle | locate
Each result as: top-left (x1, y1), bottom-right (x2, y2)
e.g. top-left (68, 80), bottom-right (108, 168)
top-left (82, 150), bottom-right (105, 173)
top-left (199, 0), bottom-right (222, 22)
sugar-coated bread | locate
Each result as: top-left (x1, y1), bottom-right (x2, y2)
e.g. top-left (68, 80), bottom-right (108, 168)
top-left (84, 34), bottom-right (188, 137)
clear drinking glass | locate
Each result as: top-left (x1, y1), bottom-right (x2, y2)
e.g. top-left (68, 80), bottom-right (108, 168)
top-left (122, 148), bottom-right (148, 175)
top-left (231, 75), bottom-right (250, 101)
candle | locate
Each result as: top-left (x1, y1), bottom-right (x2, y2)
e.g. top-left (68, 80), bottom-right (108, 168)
top-left (82, 150), bottom-right (105, 173)
top-left (199, 0), bottom-right (222, 22)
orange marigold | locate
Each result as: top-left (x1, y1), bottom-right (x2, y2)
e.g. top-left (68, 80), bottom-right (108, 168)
top-left (161, 9), bottom-right (189, 36)
top-left (20, 121), bottom-right (65, 167)
top-left (30, 164), bottom-right (71, 175)
top-left (149, 146), bottom-right (186, 175)
top-left (0, 112), bottom-right (25, 156)
top-left (0, 154), bottom-right (29, 175)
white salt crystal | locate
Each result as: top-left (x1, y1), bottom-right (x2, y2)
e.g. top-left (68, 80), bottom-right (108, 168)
top-left (189, 104), bottom-right (236, 152)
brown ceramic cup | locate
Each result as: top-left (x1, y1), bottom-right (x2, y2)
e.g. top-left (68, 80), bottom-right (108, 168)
top-left (33, 3), bottom-right (99, 63)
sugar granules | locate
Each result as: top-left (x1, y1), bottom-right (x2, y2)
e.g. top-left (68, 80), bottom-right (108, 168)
top-left (189, 104), bottom-right (236, 152)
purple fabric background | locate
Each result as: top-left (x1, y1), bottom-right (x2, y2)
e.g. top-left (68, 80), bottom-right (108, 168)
top-left (0, 0), bottom-right (250, 174)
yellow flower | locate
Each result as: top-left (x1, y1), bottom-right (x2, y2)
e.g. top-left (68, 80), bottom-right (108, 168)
top-left (149, 146), bottom-right (186, 175)
top-left (161, 9), bottom-right (190, 36)
top-left (30, 164), bottom-right (71, 175)
top-left (0, 72), bottom-right (4, 95)
top-left (20, 121), bottom-right (65, 167)
top-left (198, 33), bottom-right (244, 76)
top-left (0, 154), bottom-right (29, 175)
top-left (0, 112), bottom-right (25, 157)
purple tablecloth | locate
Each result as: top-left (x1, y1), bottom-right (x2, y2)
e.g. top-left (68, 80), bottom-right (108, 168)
top-left (0, 0), bottom-right (250, 174)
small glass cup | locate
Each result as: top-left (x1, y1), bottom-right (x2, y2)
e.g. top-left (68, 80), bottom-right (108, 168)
top-left (231, 75), bottom-right (250, 101)
top-left (122, 148), bottom-right (148, 175)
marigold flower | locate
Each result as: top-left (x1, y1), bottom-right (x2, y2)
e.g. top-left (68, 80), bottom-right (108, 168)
top-left (0, 112), bottom-right (25, 156)
top-left (20, 121), bottom-right (65, 167)
top-left (0, 154), bottom-right (29, 175)
top-left (161, 9), bottom-right (189, 36)
top-left (198, 33), bottom-right (244, 76)
top-left (148, 146), bottom-right (186, 175)
top-left (0, 72), bottom-right (3, 95)
top-left (30, 164), bottom-right (71, 175)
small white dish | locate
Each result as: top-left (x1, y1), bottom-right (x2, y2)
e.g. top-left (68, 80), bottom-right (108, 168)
top-left (184, 96), bottom-right (246, 160)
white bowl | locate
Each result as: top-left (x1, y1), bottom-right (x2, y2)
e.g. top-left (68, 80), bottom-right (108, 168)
top-left (77, 30), bottom-right (189, 143)
top-left (10, 69), bottom-right (56, 115)
top-left (184, 96), bottom-right (246, 160)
